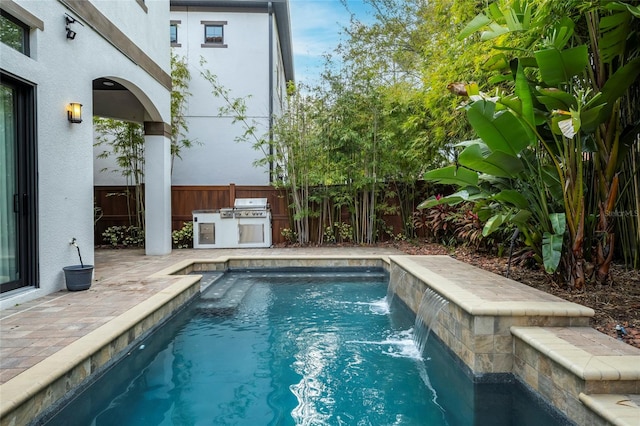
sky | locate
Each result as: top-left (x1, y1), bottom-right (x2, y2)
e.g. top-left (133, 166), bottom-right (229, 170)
top-left (289, 0), bottom-right (374, 85)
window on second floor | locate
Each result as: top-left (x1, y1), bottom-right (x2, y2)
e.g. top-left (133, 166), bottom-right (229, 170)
top-left (170, 24), bottom-right (177, 44)
top-left (0, 11), bottom-right (29, 56)
top-left (205, 24), bottom-right (222, 43)
top-left (201, 21), bottom-right (227, 48)
top-left (170, 20), bottom-right (181, 47)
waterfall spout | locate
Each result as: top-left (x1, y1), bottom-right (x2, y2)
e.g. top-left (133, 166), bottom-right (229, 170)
top-left (413, 288), bottom-right (448, 355)
top-left (386, 269), bottom-right (407, 309)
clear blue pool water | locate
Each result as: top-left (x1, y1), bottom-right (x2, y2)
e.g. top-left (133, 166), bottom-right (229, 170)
top-left (44, 270), bottom-right (571, 426)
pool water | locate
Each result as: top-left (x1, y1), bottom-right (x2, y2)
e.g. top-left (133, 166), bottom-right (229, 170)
top-left (44, 270), bottom-right (571, 425)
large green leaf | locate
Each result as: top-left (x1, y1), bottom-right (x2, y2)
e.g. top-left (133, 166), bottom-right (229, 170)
top-left (515, 59), bottom-right (535, 127)
top-left (547, 17), bottom-right (575, 50)
top-left (423, 165), bottom-right (479, 186)
top-left (596, 57), bottom-right (640, 123)
top-left (417, 188), bottom-right (487, 209)
top-left (605, 1), bottom-right (640, 17)
top-left (542, 231), bottom-right (563, 273)
top-left (599, 11), bottom-right (631, 64)
top-left (493, 189), bottom-right (528, 209)
top-left (536, 87), bottom-right (577, 111)
top-left (458, 144), bottom-right (525, 178)
top-left (510, 209), bottom-right (532, 225)
top-left (482, 213), bottom-right (506, 236)
top-left (467, 100), bottom-right (532, 155)
top-left (549, 212), bottom-right (566, 235)
top-left (534, 45), bottom-right (589, 85)
top-left (458, 13), bottom-right (492, 40)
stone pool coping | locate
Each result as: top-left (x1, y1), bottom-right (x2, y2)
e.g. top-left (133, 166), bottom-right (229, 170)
top-left (1, 253), bottom-right (638, 426)
top-left (580, 393), bottom-right (640, 426)
top-left (511, 327), bottom-right (640, 382)
top-left (389, 255), bottom-right (595, 317)
top-left (0, 275), bottom-right (201, 425)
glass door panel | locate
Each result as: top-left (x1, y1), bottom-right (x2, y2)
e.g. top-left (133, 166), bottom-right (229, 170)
top-left (0, 83), bottom-right (19, 290)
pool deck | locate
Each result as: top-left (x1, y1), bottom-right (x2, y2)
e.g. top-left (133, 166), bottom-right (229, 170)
top-left (1, 248), bottom-right (639, 426)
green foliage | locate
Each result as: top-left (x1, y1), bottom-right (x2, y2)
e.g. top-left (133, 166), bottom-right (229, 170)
top-left (280, 228), bottom-right (297, 245)
top-left (323, 226), bottom-right (336, 244)
top-left (172, 221), bottom-right (193, 249)
top-left (101, 226), bottom-right (144, 247)
top-left (94, 119), bottom-right (146, 230)
top-left (170, 52), bottom-right (198, 171)
top-left (413, 201), bottom-right (500, 250)
top-left (0, 13), bottom-right (24, 52)
top-left (423, 0), bottom-right (640, 286)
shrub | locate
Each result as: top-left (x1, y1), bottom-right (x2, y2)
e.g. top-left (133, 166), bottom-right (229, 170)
top-left (101, 226), bottom-right (144, 247)
top-left (281, 228), bottom-right (297, 245)
top-left (172, 221), bottom-right (193, 249)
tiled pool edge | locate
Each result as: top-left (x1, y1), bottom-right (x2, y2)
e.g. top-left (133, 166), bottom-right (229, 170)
top-left (388, 255), bottom-right (640, 426)
top-left (0, 275), bottom-right (200, 426)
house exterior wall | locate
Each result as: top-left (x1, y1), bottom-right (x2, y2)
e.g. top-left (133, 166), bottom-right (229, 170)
top-left (1, 0), bottom-right (171, 308)
top-left (142, 1), bottom-right (290, 188)
top-left (170, 7), bottom-right (272, 185)
top-left (93, 1), bottom-right (293, 188)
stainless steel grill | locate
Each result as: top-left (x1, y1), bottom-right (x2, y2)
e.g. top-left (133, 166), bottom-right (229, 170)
top-left (193, 198), bottom-right (272, 248)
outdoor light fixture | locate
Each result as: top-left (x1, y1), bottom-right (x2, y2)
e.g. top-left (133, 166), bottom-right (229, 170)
top-left (65, 13), bottom-right (83, 40)
top-left (67, 103), bottom-right (82, 123)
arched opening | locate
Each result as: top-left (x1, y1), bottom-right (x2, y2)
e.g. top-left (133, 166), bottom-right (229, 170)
top-left (92, 77), bottom-right (171, 255)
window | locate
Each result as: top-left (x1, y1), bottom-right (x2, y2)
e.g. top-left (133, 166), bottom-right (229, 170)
top-left (204, 24), bottom-right (223, 44)
top-left (170, 23), bottom-right (177, 44)
top-left (0, 11), bottom-right (29, 55)
top-left (201, 21), bottom-right (227, 48)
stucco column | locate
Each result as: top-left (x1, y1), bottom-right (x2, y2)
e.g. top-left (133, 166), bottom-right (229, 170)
top-left (144, 122), bottom-right (172, 255)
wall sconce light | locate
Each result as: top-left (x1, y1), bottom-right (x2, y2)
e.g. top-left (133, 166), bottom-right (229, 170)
top-left (67, 103), bottom-right (82, 123)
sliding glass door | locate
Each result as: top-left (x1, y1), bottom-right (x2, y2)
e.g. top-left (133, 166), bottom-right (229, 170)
top-left (1, 73), bottom-right (37, 293)
top-left (1, 83), bottom-right (19, 290)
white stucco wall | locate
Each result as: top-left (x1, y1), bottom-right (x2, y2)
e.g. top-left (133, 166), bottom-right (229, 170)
top-left (1, 0), bottom-right (171, 308)
top-left (168, 8), bottom-right (273, 186)
top-left (93, 4), bottom-right (292, 188)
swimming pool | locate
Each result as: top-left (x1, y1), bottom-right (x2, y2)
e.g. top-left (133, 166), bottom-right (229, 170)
top-left (43, 269), bottom-right (572, 425)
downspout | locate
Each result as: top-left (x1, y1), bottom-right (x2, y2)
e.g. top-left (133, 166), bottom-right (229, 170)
top-left (268, 2), bottom-right (274, 183)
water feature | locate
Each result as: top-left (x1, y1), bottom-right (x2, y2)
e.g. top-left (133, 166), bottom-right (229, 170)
top-left (412, 287), bottom-right (449, 354)
top-left (386, 268), bottom-right (407, 308)
top-left (42, 269), bottom-right (572, 426)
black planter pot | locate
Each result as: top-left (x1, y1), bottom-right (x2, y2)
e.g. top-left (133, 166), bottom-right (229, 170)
top-left (63, 265), bottom-right (94, 291)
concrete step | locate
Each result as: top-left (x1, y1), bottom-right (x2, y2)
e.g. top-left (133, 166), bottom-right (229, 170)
top-left (197, 278), bottom-right (255, 315)
top-left (198, 272), bottom-right (224, 292)
top-left (579, 393), bottom-right (640, 426)
top-left (511, 326), bottom-right (640, 426)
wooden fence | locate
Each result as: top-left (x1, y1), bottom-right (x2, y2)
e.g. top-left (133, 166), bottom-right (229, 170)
top-left (95, 185), bottom-right (291, 245)
top-left (94, 184), bottom-right (416, 246)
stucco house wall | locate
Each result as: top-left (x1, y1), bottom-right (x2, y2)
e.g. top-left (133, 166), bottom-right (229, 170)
top-left (1, 0), bottom-right (171, 308)
top-left (94, 1), bottom-right (294, 187)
